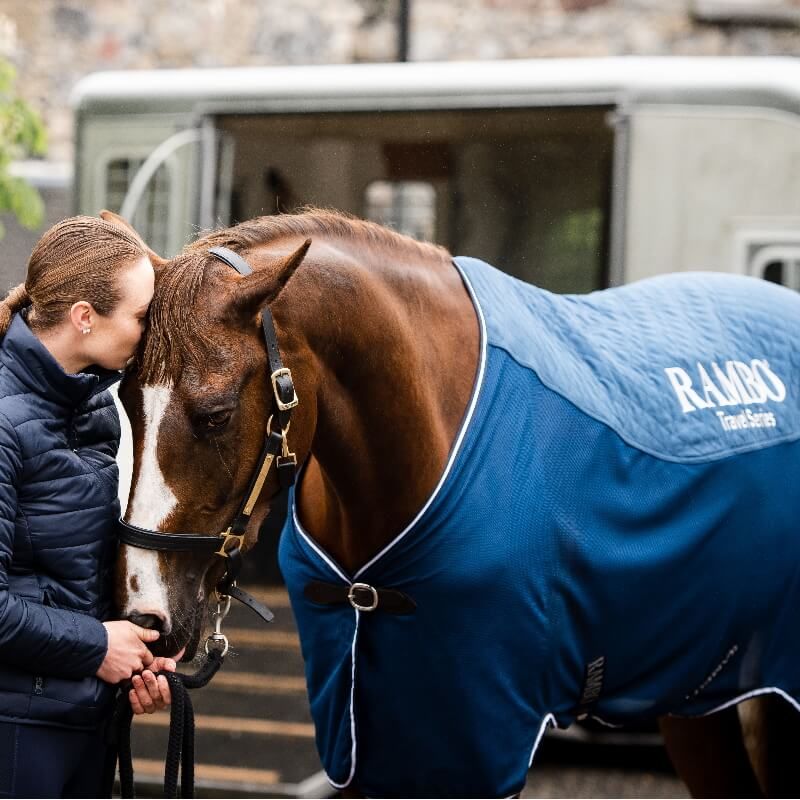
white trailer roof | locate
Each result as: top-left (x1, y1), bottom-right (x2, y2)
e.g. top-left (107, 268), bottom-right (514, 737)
top-left (71, 57), bottom-right (800, 117)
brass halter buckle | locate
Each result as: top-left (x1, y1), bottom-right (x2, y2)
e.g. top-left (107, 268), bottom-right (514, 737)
top-left (215, 527), bottom-right (245, 558)
top-left (271, 368), bottom-right (299, 411)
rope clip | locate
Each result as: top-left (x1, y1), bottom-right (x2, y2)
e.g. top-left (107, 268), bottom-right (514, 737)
top-left (205, 594), bottom-right (232, 657)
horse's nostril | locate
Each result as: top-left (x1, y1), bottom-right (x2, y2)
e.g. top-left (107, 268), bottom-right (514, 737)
top-left (129, 612), bottom-right (166, 633)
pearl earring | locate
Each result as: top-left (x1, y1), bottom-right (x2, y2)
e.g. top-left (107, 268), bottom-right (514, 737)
top-left (82, 327), bottom-right (91, 335)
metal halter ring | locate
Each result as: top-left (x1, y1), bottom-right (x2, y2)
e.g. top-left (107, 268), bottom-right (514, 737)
top-left (265, 415), bottom-right (291, 438)
top-left (215, 527), bottom-right (246, 559)
top-left (205, 633), bottom-right (229, 658)
top-left (348, 582), bottom-right (379, 612)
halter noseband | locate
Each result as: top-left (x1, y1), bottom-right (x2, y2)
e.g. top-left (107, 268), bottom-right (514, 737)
top-left (117, 246), bottom-right (299, 624)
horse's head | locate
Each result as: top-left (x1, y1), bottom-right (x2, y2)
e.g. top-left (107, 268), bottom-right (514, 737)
top-left (111, 215), bottom-right (315, 658)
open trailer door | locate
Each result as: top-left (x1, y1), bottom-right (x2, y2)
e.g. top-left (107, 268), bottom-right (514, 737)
top-left (118, 118), bottom-right (234, 253)
top-left (217, 104), bottom-right (615, 294)
top-left (76, 115), bottom-right (234, 258)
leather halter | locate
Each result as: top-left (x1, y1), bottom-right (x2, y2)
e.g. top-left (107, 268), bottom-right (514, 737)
top-left (117, 246), bottom-right (299, 624)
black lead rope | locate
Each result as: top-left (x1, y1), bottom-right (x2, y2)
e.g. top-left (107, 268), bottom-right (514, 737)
top-left (112, 649), bottom-right (225, 799)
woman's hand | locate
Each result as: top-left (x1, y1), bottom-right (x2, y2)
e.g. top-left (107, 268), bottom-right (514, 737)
top-left (129, 656), bottom-right (177, 715)
top-left (95, 620), bottom-right (159, 684)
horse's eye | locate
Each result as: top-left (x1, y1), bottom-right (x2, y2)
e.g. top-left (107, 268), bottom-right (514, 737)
top-left (205, 410), bottom-right (231, 428)
top-left (204, 410), bottom-right (232, 429)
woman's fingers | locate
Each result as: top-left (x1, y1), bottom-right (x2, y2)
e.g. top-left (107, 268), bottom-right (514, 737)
top-left (156, 674), bottom-right (171, 706)
top-left (134, 669), bottom-right (172, 710)
top-left (129, 687), bottom-right (144, 714)
top-left (142, 672), bottom-right (163, 710)
top-left (132, 624), bottom-right (160, 643)
top-left (129, 681), bottom-right (150, 715)
top-left (150, 656), bottom-right (177, 673)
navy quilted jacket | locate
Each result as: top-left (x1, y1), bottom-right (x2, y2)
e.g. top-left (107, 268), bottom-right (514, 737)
top-left (0, 311), bottom-right (121, 729)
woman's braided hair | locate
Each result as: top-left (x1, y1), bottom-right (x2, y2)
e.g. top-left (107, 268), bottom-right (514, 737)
top-left (0, 215), bottom-right (147, 339)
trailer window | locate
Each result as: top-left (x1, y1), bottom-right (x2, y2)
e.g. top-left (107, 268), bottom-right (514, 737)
top-left (742, 241), bottom-right (800, 291)
top-left (365, 181), bottom-right (437, 243)
top-left (762, 258), bottom-right (800, 291)
top-left (103, 157), bottom-right (172, 256)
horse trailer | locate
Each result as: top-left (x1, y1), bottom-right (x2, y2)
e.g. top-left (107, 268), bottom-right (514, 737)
top-left (71, 56), bottom-right (800, 296)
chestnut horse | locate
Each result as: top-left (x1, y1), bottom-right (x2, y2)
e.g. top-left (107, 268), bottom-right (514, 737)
top-left (106, 209), bottom-right (799, 798)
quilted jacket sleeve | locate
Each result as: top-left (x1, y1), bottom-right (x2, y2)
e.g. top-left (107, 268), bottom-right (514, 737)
top-left (0, 413), bottom-right (108, 679)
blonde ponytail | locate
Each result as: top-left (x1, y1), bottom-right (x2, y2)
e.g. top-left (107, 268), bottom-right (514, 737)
top-left (0, 282), bottom-right (31, 339)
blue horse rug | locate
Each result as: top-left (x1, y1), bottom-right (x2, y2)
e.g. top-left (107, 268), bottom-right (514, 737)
top-left (279, 257), bottom-right (800, 798)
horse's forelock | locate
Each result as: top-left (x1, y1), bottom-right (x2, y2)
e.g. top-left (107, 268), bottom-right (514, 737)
top-left (138, 251), bottom-right (217, 386)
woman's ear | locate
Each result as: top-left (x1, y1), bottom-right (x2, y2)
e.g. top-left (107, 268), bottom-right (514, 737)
top-left (69, 301), bottom-right (93, 334)
top-left (231, 239), bottom-right (311, 318)
top-left (99, 210), bottom-right (168, 271)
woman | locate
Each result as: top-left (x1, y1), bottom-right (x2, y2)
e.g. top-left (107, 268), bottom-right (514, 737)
top-left (0, 216), bottom-right (175, 798)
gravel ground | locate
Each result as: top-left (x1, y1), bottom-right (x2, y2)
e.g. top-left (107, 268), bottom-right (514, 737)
top-left (521, 764), bottom-right (688, 798)
top-left (521, 735), bottom-right (689, 799)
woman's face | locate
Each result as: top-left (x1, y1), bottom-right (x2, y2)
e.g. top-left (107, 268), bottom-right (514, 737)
top-left (87, 256), bottom-right (155, 370)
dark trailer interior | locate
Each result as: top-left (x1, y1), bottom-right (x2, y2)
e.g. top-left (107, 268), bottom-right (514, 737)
top-left (217, 105), bottom-right (614, 294)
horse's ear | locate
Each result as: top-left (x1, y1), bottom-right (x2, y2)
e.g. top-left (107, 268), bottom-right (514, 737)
top-left (232, 239), bottom-right (311, 315)
top-left (99, 209), bottom-right (168, 271)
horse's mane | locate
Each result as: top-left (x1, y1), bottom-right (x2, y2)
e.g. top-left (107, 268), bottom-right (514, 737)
top-left (137, 209), bottom-right (449, 385)
top-left (187, 207), bottom-right (449, 261)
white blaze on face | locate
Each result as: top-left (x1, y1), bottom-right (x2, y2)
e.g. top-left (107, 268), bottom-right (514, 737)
top-left (120, 547), bottom-right (171, 632)
top-left (123, 384), bottom-right (178, 627)
top-left (128, 384), bottom-right (178, 528)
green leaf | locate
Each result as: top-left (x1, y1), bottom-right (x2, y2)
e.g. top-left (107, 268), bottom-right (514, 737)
top-left (0, 176), bottom-right (44, 228)
top-left (0, 57), bottom-right (46, 238)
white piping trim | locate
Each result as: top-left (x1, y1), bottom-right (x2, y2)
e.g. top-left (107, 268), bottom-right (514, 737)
top-left (292, 503), bottom-right (350, 584)
top-left (326, 609), bottom-right (360, 789)
top-left (592, 687), bottom-right (800, 730)
top-left (699, 686), bottom-right (800, 717)
top-left (352, 260), bottom-right (488, 579)
top-left (528, 713), bottom-right (556, 767)
top-left (291, 259), bottom-right (489, 582)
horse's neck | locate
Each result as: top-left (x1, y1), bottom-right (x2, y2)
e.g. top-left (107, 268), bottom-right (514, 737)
top-left (290, 243), bottom-right (479, 574)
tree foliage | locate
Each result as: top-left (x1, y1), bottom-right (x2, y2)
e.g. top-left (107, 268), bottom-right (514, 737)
top-left (0, 59), bottom-right (46, 239)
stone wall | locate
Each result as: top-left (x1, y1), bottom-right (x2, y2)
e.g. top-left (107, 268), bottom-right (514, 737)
top-left (0, 0), bottom-right (798, 160)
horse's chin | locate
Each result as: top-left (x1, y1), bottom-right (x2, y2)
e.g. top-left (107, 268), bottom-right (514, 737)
top-left (149, 631), bottom-right (200, 661)
top-left (182, 625), bottom-right (203, 662)
top-left (150, 607), bottom-right (204, 660)
top-left (149, 634), bottom-right (185, 659)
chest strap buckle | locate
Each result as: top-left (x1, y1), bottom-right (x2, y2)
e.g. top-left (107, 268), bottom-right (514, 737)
top-left (303, 580), bottom-right (416, 615)
top-left (348, 582), bottom-right (379, 611)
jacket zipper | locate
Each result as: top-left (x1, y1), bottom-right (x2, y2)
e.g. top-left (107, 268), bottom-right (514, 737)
top-left (33, 676), bottom-right (44, 695)
top-left (67, 414), bottom-right (77, 451)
